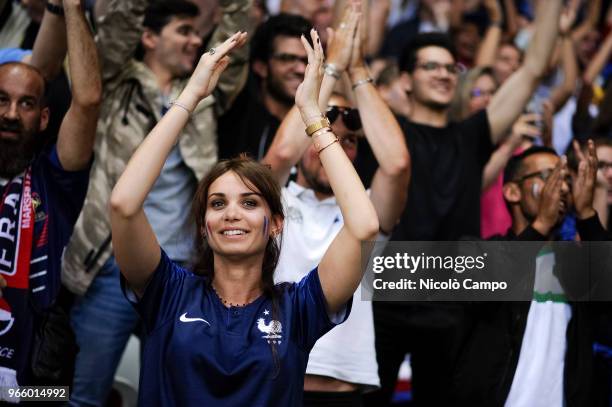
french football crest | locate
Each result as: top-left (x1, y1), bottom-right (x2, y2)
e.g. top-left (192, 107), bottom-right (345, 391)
top-left (0, 299), bottom-right (14, 336)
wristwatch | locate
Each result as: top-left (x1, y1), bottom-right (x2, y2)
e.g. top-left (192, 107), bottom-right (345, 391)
top-left (305, 117), bottom-right (331, 137)
top-left (46, 2), bottom-right (65, 16)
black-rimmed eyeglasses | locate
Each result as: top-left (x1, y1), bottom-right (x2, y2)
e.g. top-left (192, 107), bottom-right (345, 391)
top-left (514, 168), bottom-right (572, 185)
top-left (271, 53), bottom-right (308, 66)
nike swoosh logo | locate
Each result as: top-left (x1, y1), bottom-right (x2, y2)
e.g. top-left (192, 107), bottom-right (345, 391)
top-left (179, 313), bottom-right (210, 325)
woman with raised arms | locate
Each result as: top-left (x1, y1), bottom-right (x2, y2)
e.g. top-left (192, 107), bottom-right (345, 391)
top-left (109, 28), bottom-right (379, 406)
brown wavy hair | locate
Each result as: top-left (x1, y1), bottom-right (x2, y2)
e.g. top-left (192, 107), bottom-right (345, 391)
top-left (191, 155), bottom-right (285, 377)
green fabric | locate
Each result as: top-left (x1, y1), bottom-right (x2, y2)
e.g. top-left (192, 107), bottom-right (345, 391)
top-left (533, 291), bottom-right (568, 303)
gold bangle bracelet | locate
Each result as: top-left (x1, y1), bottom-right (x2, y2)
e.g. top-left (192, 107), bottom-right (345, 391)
top-left (311, 127), bottom-right (332, 139)
top-left (315, 137), bottom-right (339, 155)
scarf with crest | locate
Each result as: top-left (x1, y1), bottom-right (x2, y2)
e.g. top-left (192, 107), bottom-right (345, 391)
top-left (0, 168), bottom-right (49, 401)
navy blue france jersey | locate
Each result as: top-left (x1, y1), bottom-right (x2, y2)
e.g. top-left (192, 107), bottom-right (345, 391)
top-left (122, 249), bottom-right (351, 406)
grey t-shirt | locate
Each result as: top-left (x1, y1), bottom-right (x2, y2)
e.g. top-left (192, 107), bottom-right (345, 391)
top-left (144, 145), bottom-right (196, 262)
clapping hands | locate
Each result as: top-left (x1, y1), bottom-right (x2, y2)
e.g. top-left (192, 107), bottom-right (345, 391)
top-left (325, 3), bottom-right (361, 72)
top-left (295, 1), bottom-right (364, 125)
top-left (295, 29), bottom-right (325, 124)
top-left (533, 157), bottom-right (569, 235)
top-left (572, 140), bottom-right (598, 219)
top-left (183, 31), bottom-right (248, 105)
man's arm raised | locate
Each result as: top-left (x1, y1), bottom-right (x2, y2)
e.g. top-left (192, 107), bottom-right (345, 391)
top-left (55, 0), bottom-right (102, 171)
top-left (27, 0), bottom-right (66, 81)
top-left (349, 24), bottom-right (410, 234)
top-left (486, 0), bottom-right (562, 144)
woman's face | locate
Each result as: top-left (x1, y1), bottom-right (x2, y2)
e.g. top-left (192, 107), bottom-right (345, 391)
top-left (204, 171), bottom-right (280, 259)
top-left (468, 74), bottom-right (497, 114)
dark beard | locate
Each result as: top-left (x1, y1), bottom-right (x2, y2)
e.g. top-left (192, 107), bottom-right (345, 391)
top-left (298, 161), bottom-right (333, 196)
top-left (423, 99), bottom-right (451, 112)
top-left (266, 75), bottom-right (297, 107)
top-left (0, 135), bottom-right (36, 179)
top-left (407, 90), bottom-right (452, 112)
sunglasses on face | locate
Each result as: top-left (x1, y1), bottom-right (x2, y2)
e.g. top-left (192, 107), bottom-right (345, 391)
top-left (514, 168), bottom-right (572, 185)
top-left (470, 88), bottom-right (496, 98)
top-left (271, 53), bottom-right (308, 66)
top-left (338, 134), bottom-right (358, 149)
top-left (326, 105), bottom-right (362, 131)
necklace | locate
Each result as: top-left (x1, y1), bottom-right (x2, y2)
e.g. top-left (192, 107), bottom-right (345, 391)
top-left (211, 285), bottom-right (249, 308)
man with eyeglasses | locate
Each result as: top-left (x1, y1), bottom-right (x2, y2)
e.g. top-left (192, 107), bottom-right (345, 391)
top-left (366, 1), bottom-right (564, 405)
top-left (448, 143), bottom-right (610, 406)
top-left (593, 138), bottom-right (612, 231)
top-left (218, 14), bottom-right (312, 160)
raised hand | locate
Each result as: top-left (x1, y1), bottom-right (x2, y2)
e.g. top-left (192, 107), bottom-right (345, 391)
top-left (559, 0), bottom-right (578, 35)
top-left (348, 16), bottom-right (365, 73)
top-left (184, 31), bottom-right (248, 104)
top-left (482, 0), bottom-right (503, 25)
top-left (511, 112), bottom-right (542, 143)
top-left (326, 2), bottom-right (360, 72)
top-left (295, 29), bottom-right (325, 124)
top-left (572, 139), bottom-right (598, 219)
top-left (431, 0), bottom-right (451, 31)
top-left (534, 157), bottom-right (567, 235)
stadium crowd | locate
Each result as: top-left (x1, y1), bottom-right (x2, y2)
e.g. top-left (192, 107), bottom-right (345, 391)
top-left (1, 0), bottom-right (612, 405)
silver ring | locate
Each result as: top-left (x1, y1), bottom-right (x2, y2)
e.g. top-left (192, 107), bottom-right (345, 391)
top-left (208, 47), bottom-right (216, 55)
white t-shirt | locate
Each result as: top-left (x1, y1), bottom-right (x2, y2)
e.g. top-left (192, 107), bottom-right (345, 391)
top-left (274, 182), bottom-right (381, 390)
top-left (553, 97), bottom-right (576, 156)
top-left (505, 249), bottom-right (571, 407)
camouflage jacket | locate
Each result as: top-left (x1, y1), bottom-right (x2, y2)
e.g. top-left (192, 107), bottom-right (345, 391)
top-left (62, 0), bottom-right (251, 295)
